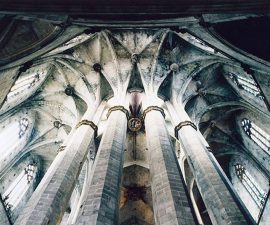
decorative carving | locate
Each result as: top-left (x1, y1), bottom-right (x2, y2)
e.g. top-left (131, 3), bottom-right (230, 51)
top-left (170, 63), bottom-right (179, 72)
top-left (210, 121), bottom-right (216, 128)
top-left (89, 147), bottom-right (96, 160)
top-left (57, 145), bottom-right (66, 153)
top-left (93, 63), bottom-right (102, 72)
top-left (65, 85), bottom-right (75, 96)
top-left (106, 105), bottom-right (130, 120)
top-left (131, 53), bottom-right (139, 64)
top-left (142, 106), bottom-right (165, 120)
top-left (75, 120), bottom-right (98, 138)
top-left (174, 120), bottom-right (197, 139)
top-left (197, 89), bottom-right (206, 97)
top-left (128, 117), bottom-right (142, 132)
top-left (53, 120), bottom-right (62, 129)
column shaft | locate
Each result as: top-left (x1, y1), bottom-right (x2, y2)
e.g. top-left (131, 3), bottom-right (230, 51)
top-left (76, 110), bottom-right (127, 225)
top-left (15, 106), bottom-right (100, 225)
top-left (167, 102), bottom-right (253, 225)
top-left (0, 194), bottom-right (11, 225)
top-left (259, 191), bottom-right (270, 225)
top-left (145, 109), bottom-right (196, 225)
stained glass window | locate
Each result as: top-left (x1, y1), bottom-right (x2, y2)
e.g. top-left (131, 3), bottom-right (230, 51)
top-left (178, 31), bottom-right (217, 53)
top-left (2, 164), bottom-right (37, 211)
top-left (235, 164), bottom-right (266, 208)
top-left (0, 118), bottom-right (29, 160)
top-left (7, 72), bottom-right (40, 99)
top-left (241, 118), bottom-right (270, 154)
top-left (228, 72), bottom-right (263, 99)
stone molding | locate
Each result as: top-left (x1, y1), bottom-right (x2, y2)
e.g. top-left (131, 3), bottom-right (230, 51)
top-left (57, 145), bottom-right (66, 153)
top-left (142, 106), bottom-right (165, 121)
top-left (75, 119), bottom-right (98, 138)
top-left (174, 120), bottom-right (197, 139)
top-left (128, 117), bottom-right (142, 132)
top-left (106, 105), bottom-right (130, 120)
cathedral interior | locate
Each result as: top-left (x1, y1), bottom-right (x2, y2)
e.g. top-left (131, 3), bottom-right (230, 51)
top-left (0, 2), bottom-right (270, 225)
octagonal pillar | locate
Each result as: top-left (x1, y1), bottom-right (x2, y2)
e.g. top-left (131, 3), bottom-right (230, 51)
top-left (144, 105), bottom-right (197, 225)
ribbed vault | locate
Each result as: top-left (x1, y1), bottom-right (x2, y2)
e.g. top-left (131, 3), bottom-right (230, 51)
top-left (0, 15), bottom-right (269, 225)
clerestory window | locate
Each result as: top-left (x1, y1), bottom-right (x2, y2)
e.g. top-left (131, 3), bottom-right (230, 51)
top-left (7, 71), bottom-right (41, 100)
top-left (19, 118), bottom-right (29, 138)
top-left (235, 163), bottom-right (266, 208)
top-left (0, 117), bottom-right (29, 160)
top-left (228, 72), bottom-right (263, 99)
top-left (241, 118), bottom-right (270, 154)
top-left (63, 33), bottom-right (90, 47)
top-left (178, 31), bottom-right (217, 54)
top-left (2, 163), bottom-right (37, 211)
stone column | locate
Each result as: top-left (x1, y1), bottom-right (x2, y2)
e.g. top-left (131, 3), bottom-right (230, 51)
top-left (189, 179), bottom-right (204, 225)
top-left (67, 157), bottom-right (94, 224)
top-left (76, 105), bottom-right (128, 225)
top-left (0, 194), bottom-right (11, 225)
top-left (166, 101), bottom-right (255, 225)
top-left (258, 189), bottom-right (270, 225)
top-left (15, 102), bottom-right (103, 225)
top-left (143, 106), bottom-right (197, 225)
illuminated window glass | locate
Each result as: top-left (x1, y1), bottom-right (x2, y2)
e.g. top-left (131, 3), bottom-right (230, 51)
top-left (0, 118), bottom-right (29, 160)
top-left (241, 118), bottom-right (270, 154)
top-left (63, 33), bottom-right (90, 47)
top-left (228, 72), bottom-right (263, 99)
top-left (7, 72), bottom-right (41, 99)
top-left (19, 118), bottom-right (29, 138)
top-left (178, 32), bottom-right (216, 53)
top-left (235, 164), bottom-right (266, 208)
top-left (2, 164), bottom-right (37, 211)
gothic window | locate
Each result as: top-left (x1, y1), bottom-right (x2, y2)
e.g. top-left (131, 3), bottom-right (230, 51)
top-left (63, 33), bottom-right (90, 47)
top-left (186, 34), bottom-right (208, 47)
top-left (2, 164), bottom-right (37, 211)
top-left (7, 72), bottom-right (41, 100)
top-left (228, 72), bottom-right (263, 99)
top-left (241, 118), bottom-right (270, 154)
top-left (178, 32), bottom-right (216, 53)
top-left (0, 117), bottom-right (30, 160)
top-left (0, 66), bottom-right (50, 114)
top-left (19, 118), bottom-right (29, 138)
top-left (235, 164), bottom-right (266, 208)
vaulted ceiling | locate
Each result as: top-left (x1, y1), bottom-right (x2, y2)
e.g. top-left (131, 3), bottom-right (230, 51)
top-left (0, 19), bottom-right (269, 169)
top-left (0, 12), bottom-right (270, 224)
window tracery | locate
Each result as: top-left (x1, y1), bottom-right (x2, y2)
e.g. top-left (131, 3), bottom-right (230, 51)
top-left (178, 32), bottom-right (216, 53)
top-left (2, 163), bottom-right (37, 211)
top-left (228, 72), bottom-right (263, 99)
top-left (7, 72), bottom-right (41, 100)
top-left (0, 118), bottom-right (29, 160)
top-left (235, 163), bottom-right (266, 208)
top-left (62, 33), bottom-right (90, 47)
top-left (19, 118), bottom-right (29, 138)
top-left (241, 118), bottom-right (270, 154)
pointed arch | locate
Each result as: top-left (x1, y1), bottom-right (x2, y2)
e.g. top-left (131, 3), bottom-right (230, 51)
top-left (241, 118), bottom-right (270, 155)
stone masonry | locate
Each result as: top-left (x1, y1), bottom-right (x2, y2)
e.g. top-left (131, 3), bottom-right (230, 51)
top-left (173, 104), bottom-right (251, 225)
top-left (145, 109), bottom-right (197, 225)
top-left (15, 116), bottom-right (96, 225)
top-left (76, 110), bottom-right (127, 225)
